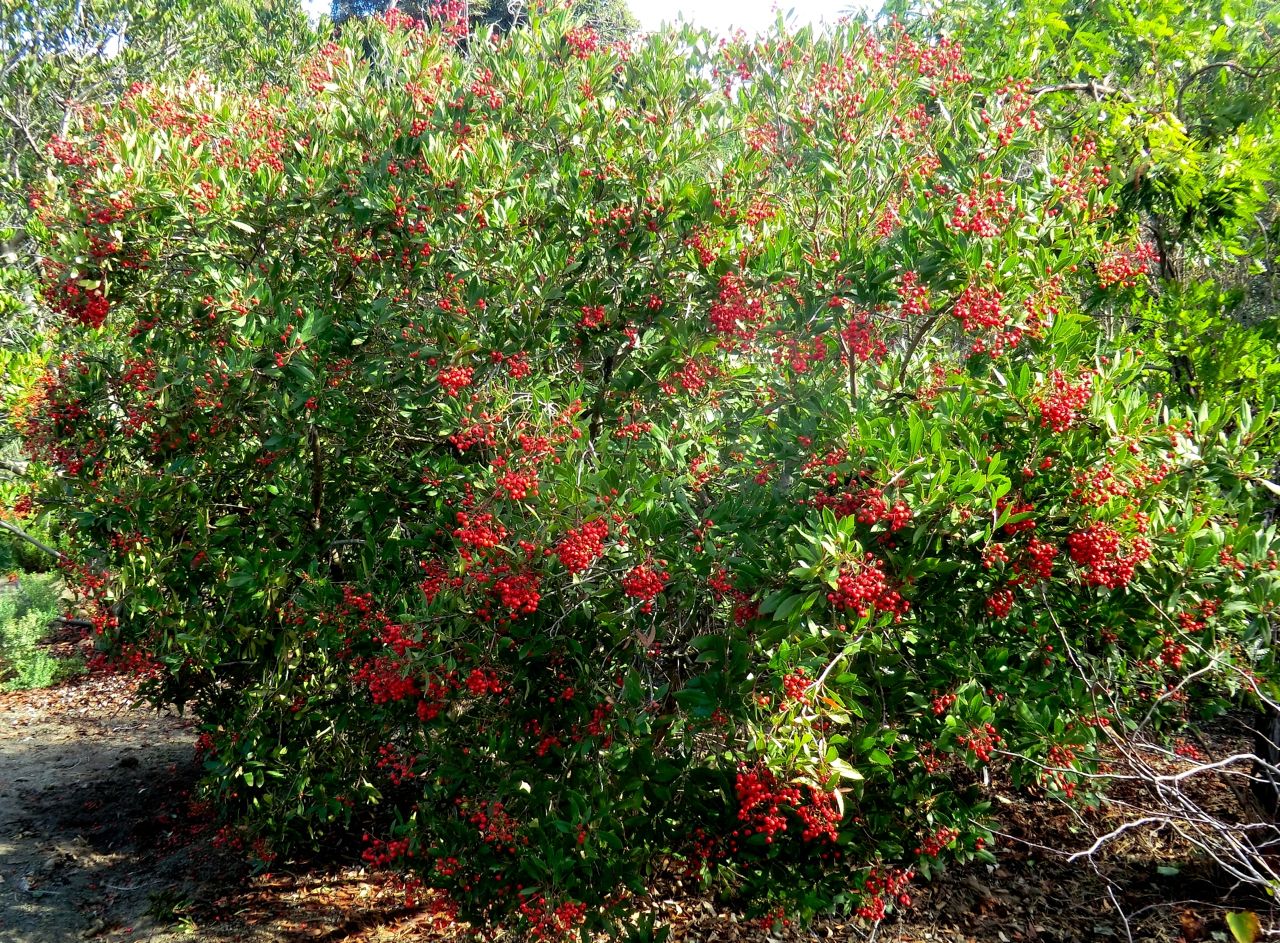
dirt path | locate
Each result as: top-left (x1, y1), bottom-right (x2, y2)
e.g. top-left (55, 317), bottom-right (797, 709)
top-left (0, 673), bottom-right (443, 943)
top-left (0, 674), bottom-right (260, 943)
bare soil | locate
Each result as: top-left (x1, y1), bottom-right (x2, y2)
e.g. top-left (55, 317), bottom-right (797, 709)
top-left (1, 663), bottom-right (1275, 943)
top-left (0, 672), bottom-right (254, 942)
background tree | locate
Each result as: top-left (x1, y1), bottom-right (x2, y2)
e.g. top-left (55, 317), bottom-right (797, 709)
top-left (890, 0), bottom-right (1280, 407)
top-left (1, 0), bottom-right (321, 320)
top-left (0, 0), bottom-right (322, 566)
top-left (329, 0), bottom-right (639, 40)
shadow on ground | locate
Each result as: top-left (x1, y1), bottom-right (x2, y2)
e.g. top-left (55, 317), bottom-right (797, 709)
top-left (0, 675), bottom-right (257, 942)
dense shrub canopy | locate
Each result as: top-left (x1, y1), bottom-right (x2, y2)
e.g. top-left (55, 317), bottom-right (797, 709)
top-left (20, 6), bottom-right (1280, 933)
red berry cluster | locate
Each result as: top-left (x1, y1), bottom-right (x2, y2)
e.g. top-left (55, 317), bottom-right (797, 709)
top-left (554, 519), bottom-right (609, 573)
top-left (897, 270), bottom-right (931, 317)
top-left (812, 484), bottom-right (912, 532)
top-left (621, 563), bottom-right (669, 613)
top-left (418, 558), bottom-right (457, 602)
top-left (463, 668), bottom-right (503, 696)
top-left (795, 789), bottom-right (841, 843)
top-left (1023, 538), bottom-right (1058, 581)
top-left (362, 833), bottom-right (412, 868)
top-left (982, 543), bottom-right (1009, 568)
top-left (353, 656), bottom-right (418, 704)
top-left (6, 493), bottom-right (34, 519)
top-left (1177, 598), bottom-right (1218, 634)
top-left (495, 466), bottom-right (539, 501)
top-left (732, 764), bottom-right (841, 847)
top-left (1159, 636), bottom-right (1188, 670)
top-left (756, 908), bottom-right (793, 931)
top-left (998, 498), bottom-right (1037, 534)
top-left (838, 309), bottom-right (887, 363)
top-left (46, 134), bottom-right (96, 167)
top-left (1173, 740), bottom-right (1204, 761)
top-left (437, 364), bottom-right (474, 397)
top-left (1052, 136), bottom-right (1109, 209)
top-left (613, 419), bottom-right (652, 439)
top-left (376, 743), bottom-right (418, 785)
top-left (915, 825), bottom-right (959, 857)
top-left (518, 895), bottom-right (587, 941)
top-left (453, 512), bottom-right (507, 555)
top-left (1036, 369), bottom-right (1094, 433)
top-left (708, 274), bottom-right (769, 343)
top-left (659, 356), bottom-right (722, 396)
top-left (952, 283), bottom-right (1006, 332)
top-left (949, 184), bottom-right (1011, 239)
top-left (85, 643), bottom-right (160, 677)
top-left (1066, 522), bottom-right (1151, 589)
top-left (379, 620), bottom-right (423, 657)
top-left (500, 350), bottom-right (532, 379)
top-left (781, 668), bottom-right (810, 705)
top-left (857, 867), bottom-right (914, 921)
top-left (492, 572), bottom-right (541, 616)
top-left (563, 25), bottom-right (599, 59)
top-left (1096, 241), bottom-right (1157, 289)
top-left (1043, 743), bottom-right (1079, 797)
top-left (582, 701), bottom-right (614, 739)
top-left (957, 724), bottom-right (1002, 762)
top-left (458, 798), bottom-right (525, 854)
top-left (45, 276), bottom-right (111, 328)
top-left (826, 554), bottom-right (910, 619)
top-left (985, 588), bottom-right (1014, 619)
top-left (734, 764), bottom-right (803, 843)
top-left (578, 304), bottom-right (607, 328)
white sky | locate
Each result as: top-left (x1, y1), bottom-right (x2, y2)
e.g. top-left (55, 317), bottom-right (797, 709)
top-left (301, 0), bottom-right (872, 35)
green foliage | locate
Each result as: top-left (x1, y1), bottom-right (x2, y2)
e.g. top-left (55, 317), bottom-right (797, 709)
top-left (0, 0), bottom-right (322, 336)
top-left (898, 0), bottom-right (1280, 423)
top-left (0, 523), bottom-right (64, 574)
top-left (21, 6), bottom-right (1280, 935)
top-left (0, 573), bottom-right (75, 691)
top-left (1137, 280), bottom-right (1280, 405)
top-left (0, 0), bottom-right (324, 552)
top-left (13, 572), bottom-right (61, 613)
top-left (331, 0), bottom-right (640, 39)
top-left (1227, 910), bottom-right (1263, 943)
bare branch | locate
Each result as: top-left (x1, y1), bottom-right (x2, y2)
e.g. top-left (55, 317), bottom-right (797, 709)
top-left (1175, 59), bottom-right (1270, 115)
top-left (0, 101), bottom-right (50, 165)
top-left (1032, 81), bottom-right (1134, 104)
top-left (0, 518), bottom-right (62, 559)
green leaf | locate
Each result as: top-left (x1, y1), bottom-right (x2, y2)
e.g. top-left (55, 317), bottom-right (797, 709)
top-left (1227, 912), bottom-right (1260, 943)
top-left (827, 757), bottom-right (863, 781)
top-left (773, 593), bottom-right (806, 622)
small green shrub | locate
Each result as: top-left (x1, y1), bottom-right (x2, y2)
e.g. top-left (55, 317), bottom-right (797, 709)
top-left (0, 517), bottom-right (67, 573)
top-left (0, 573), bottom-right (79, 691)
top-left (15, 571), bottom-right (62, 613)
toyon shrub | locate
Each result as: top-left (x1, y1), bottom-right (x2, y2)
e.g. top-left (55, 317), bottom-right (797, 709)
top-left (20, 4), bottom-right (1280, 933)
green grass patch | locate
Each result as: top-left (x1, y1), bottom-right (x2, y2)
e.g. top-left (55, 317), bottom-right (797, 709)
top-left (0, 573), bottom-right (83, 691)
